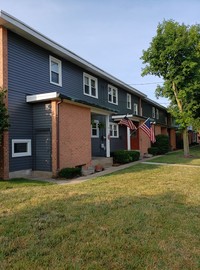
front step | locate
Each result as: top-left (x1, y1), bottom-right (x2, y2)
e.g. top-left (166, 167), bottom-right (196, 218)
top-left (92, 157), bottom-right (113, 169)
top-left (82, 157), bottom-right (113, 176)
top-left (82, 166), bottom-right (95, 176)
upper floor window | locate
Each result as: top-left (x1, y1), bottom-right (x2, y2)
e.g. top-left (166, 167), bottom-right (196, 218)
top-left (91, 120), bottom-right (99, 138)
top-left (156, 108), bottom-right (159, 119)
top-left (50, 56), bottom-right (62, 86)
top-left (127, 94), bottom-right (131, 109)
top-left (83, 73), bottom-right (98, 98)
top-left (109, 123), bottom-right (119, 138)
top-left (133, 103), bottom-right (138, 115)
top-left (152, 107), bottom-right (156, 118)
top-left (108, 85), bottom-right (118, 105)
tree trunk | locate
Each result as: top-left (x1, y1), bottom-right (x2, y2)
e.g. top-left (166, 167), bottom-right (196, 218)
top-left (183, 128), bottom-right (190, 156)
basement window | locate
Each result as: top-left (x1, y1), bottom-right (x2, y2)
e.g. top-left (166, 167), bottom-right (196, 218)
top-left (12, 139), bottom-right (32, 157)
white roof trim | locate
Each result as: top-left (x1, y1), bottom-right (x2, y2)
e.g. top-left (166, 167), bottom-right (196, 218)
top-left (112, 114), bottom-right (140, 122)
top-left (112, 114), bottom-right (133, 119)
top-left (26, 92), bottom-right (59, 103)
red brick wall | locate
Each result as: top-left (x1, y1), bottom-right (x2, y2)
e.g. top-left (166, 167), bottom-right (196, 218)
top-left (161, 127), bottom-right (168, 135)
top-left (169, 129), bottom-right (176, 150)
top-left (0, 26), bottom-right (9, 179)
top-left (57, 102), bottom-right (91, 170)
top-left (139, 121), bottom-right (151, 156)
top-left (155, 125), bottom-right (161, 135)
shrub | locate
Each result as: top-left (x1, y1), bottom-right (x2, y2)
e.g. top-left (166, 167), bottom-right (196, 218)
top-left (152, 134), bottom-right (170, 154)
top-left (148, 147), bottom-right (159, 156)
top-left (58, 167), bottom-right (82, 179)
top-left (113, 150), bottom-right (140, 164)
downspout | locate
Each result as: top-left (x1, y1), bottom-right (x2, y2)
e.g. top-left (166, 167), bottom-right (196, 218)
top-left (56, 99), bottom-right (63, 172)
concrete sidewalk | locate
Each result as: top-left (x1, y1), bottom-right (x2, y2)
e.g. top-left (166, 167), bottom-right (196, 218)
top-left (31, 154), bottom-right (200, 185)
top-left (31, 158), bottom-right (148, 185)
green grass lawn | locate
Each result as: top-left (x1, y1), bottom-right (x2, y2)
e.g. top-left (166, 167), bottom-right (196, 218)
top-left (147, 145), bottom-right (200, 165)
top-left (1, 162), bottom-right (200, 269)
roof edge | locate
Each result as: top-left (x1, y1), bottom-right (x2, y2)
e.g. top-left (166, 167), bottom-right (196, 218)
top-left (0, 10), bottom-right (147, 98)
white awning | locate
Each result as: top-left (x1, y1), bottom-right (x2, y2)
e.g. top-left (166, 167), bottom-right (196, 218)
top-left (26, 92), bottom-right (60, 103)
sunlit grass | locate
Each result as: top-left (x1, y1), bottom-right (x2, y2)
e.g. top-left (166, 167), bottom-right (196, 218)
top-left (0, 164), bottom-right (200, 269)
top-left (146, 145), bottom-right (200, 165)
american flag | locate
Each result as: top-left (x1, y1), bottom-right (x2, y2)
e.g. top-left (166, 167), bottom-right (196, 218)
top-left (118, 116), bottom-right (137, 130)
top-left (140, 118), bottom-right (156, 143)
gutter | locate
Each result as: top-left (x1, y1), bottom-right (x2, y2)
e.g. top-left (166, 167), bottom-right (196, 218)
top-left (56, 99), bottom-right (63, 172)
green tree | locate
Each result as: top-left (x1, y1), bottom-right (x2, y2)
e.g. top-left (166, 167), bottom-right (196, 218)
top-left (141, 20), bottom-right (200, 156)
top-left (0, 89), bottom-right (9, 145)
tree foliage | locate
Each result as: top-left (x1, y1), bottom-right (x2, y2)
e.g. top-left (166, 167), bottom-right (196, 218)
top-left (0, 89), bottom-right (9, 144)
top-left (141, 20), bottom-right (200, 155)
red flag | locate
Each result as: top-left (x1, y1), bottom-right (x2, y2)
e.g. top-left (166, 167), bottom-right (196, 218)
top-left (140, 118), bottom-right (156, 143)
top-left (119, 116), bottom-right (136, 130)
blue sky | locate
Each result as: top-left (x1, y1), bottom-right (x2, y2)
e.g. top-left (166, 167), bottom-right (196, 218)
top-left (1, 0), bottom-right (200, 106)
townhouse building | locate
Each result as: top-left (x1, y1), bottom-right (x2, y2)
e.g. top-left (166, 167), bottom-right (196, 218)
top-left (0, 11), bottom-right (176, 179)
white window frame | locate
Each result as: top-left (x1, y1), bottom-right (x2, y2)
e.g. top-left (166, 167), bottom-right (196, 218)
top-left (152, 107), bottom-right (156, 118)
top-left (91, 120), bottom-right (99, 138)
top-left (12, 139), bottom-right (32, 157)
top-left (133, 103), bottom-right (138, 115)
top-left (108, 84), bottom-right (118, 105)
top-left (83, 73), bottom-right (98, 98)
top-left (127, 93), bottom-right (131, 109)
top-left (109, 123), bottom-right (119, 138)
top-left (49, 56), bottom-right (62, 86)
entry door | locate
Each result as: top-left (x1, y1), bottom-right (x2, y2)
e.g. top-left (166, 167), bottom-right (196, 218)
top-left (131, 127), bottom-right (139, 150)
top-left (35, 130), bottom-right (51, 171)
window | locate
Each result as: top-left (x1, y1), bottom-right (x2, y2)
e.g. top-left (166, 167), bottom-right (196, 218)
top-left (50, 56), bottom-right (62, 86)
top-left (133, 103), bottom-right (138, 115)
top-left (109, 123), bottom-right (119, 138)
top-left (156, 108), bottom-right (159, 119)
top-left (12, 139), bottom-right (31, 157)
top-left (108, 85), bottom-right (118, 105)
top-left (91, 120), bottom-right (99, 138)
top-left (152, 107), bottom-right (156, 118)
top-left (83, 73), bottom-right (98, 98)
top-left (127, 94), bottom-right (131, 109)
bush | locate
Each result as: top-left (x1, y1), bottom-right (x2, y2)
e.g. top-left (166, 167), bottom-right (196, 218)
top-left (58, 167), bottom-right (82, 179)
top-left (152, 134), bottom-right (170, 154)
top-left (113, 150), bottom-right (140, 164)
top-left (148, 147), bottom-right (159, 156)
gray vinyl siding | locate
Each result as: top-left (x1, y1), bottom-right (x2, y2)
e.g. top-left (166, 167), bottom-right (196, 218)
top-left (8, 94), bottom-right (33, 172)
top-left (158, 109), bottom-right (168, 124)
top-left (91, 115), bottom-right (106, 157)
top-left (8, 31), bottom-right (142, 117)
top-left (110, 126), bottom-right (127, 153)
top-left (141, 101), bottom-right (152, 118)
top-left (7, 30), bottom-right (168, 171)
top-left (33, 103), bottom-right (52, 171)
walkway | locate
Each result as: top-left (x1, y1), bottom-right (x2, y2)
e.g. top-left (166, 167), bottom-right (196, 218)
top-left (31, 159), bottom-right (146, 185)
top-left (31, 156), bottom-right (200, 185)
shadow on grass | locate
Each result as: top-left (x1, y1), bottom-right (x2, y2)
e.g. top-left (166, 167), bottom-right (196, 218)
top-left (1, 187), bottom-right (199, 269)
